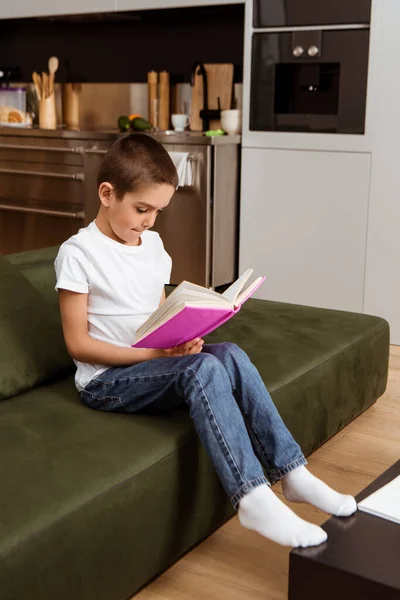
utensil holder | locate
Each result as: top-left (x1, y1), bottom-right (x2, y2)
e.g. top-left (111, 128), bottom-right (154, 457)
top-left (62, 83), bottom-right (80, 130)
top-left (39, 93), bottom-right (56, 129)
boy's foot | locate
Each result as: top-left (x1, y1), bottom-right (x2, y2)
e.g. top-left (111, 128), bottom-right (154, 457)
top-left (238, 484), bottom-right (328, 548)
top-left (282, 465), bottom-right (357, 517)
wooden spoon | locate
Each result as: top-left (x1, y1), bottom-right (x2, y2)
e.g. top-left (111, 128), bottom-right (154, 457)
top-left (48, 56), bottom-right (59, 95)
top-left (32, 71), bottom-right (42, 100)
top-left (42, 72), bottom-right (49, 99)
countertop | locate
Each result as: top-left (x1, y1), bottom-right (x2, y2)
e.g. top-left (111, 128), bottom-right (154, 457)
top-left (0, 126), bottom-right (241, 146)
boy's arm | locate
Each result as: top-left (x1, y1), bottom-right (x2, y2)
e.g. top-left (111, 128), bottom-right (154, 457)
top-left (59, 289), bottom-right (203, 364)
top-left (59, 289), bottom-right (163, 364)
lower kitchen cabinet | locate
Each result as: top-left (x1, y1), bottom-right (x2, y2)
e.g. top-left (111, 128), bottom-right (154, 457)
top-left (0, 210), bottom-right (82, 255)
top-left (239, 147), bottom-right (371, 313)
top-left (0, 130), bottom-right (240, 289)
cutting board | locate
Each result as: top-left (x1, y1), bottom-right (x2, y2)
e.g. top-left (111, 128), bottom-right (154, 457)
top-left (190, 63), bottom-right (234, 131)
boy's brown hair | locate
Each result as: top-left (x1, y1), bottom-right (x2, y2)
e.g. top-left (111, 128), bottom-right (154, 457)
top-left (97, 133), bottom-right (179, 198)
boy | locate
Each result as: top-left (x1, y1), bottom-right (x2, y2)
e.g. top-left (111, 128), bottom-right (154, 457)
top-left (55, 134), bottom-right (356, 549)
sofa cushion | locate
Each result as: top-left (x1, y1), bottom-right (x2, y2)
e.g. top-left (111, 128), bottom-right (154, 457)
top-left (0, 376), bottom-right (232, 600)
top-left (0, 297), bottom-right (389, 600)
top-left (7, 245), bottom-right (61, 314)
top-left (206, 299), bottom-right (390, 455)
top-left (0, 253), bottom-right (73, 400)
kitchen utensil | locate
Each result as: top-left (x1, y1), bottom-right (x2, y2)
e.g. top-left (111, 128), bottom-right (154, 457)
top-left (62, 83), bottom-right (81, 130)
top-left (42, 72), bottom-right (49, 99)
top-left (32, 72), bottom-right (42, 100)
top-left (159, 70), bottom-right (170, 130)
top-left (48, 56), bottom-right (59, 95)
top-left (190, 63), bottom-right (234, 131)
top-left (147, 71), bottom-right (158, 126)
top-left (150, 98), bottom-right (160, 131)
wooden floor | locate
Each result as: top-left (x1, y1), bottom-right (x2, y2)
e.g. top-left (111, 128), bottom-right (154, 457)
top-left (135, 346), bottom-right (400, 600)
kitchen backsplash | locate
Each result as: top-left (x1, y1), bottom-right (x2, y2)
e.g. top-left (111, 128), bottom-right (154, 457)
top-left (16, 82), bottom-right (243, 129)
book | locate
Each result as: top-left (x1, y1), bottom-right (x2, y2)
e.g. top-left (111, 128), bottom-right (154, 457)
top-left (358, 475), bottom-right (400, 525)
top-left (132, 268), bottom-right (265, 349)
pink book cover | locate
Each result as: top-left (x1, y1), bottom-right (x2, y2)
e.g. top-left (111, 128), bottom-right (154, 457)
top-left (132, 276), bottom-right (265, 349)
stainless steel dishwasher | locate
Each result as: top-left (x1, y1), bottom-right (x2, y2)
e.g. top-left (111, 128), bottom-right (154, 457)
top-left (84, 132), bottom-right (241, 289)
top-left (0, 129), bottom-right (240, 289)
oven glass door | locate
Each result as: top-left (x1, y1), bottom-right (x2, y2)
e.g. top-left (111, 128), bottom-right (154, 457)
top-left (250, 29), bottom-right (370, 134)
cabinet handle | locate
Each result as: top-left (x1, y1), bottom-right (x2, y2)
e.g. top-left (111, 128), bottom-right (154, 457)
top-left (0, 167), bottom-right (84, 180)
top-left (85, 148), bottom-right (108, 155)
top-left (85, 147), bottom-right (195, 161)
top-left (0, 203), bottom-right (85, 219)
top-left (293, 45), bottom-right (304, 57)
top-left (0, 143), bottom-right (84, 154)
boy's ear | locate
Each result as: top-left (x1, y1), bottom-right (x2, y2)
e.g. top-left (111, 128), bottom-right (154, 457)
top-left (98, 182), bottom-right (114, 207)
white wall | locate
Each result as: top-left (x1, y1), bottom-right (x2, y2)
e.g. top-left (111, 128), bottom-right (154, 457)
top-left (363, 0), bottom-right (400, 343)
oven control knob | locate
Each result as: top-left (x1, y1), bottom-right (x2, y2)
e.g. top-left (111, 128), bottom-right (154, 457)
top-left (293, 45), bottom-right (304, 58)
top-left (308, 45), bottom-right (320, 57)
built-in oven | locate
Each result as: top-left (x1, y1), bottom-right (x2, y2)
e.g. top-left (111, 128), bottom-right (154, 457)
top-left (250, 0), bottom-right (372, 134)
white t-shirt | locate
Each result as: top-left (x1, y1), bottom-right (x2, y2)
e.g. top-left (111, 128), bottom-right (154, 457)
top-left (54, 220), bottom-right (172, 392)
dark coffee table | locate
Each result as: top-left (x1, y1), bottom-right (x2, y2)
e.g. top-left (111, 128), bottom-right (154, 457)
top-left (288, 460), bottom-right (400, 600)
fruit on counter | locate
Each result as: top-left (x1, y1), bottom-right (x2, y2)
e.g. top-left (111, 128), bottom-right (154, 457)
top-left (117, 115), bottom-right (152, 132)
top-left (131, 117), bottom-right (152, 131)
top-left (129, 113), bottom-right (142, 121)
top-left (118, 115), bottom-right (131, 132)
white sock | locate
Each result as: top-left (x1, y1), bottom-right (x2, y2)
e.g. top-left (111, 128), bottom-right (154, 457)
top-left (238, 484), bottom-right (328, 548)
top-left (282, 466), bottom-right (357, 517)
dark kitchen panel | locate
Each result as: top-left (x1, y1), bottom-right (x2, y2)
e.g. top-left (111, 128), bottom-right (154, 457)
top-left (253, 0), bottom-right (371, 28)
top-left (0, 4), bottom-right (244, 84)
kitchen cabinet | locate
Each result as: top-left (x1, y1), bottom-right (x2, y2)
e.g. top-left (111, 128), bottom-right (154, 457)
top-left (239, 148), bottom-right (371, 313)
top-left (0, 0), bottom-right (116, 19)
top-left (363, 0), bottom-right (400, 344)
top-left (0, 128), bottom-right (240, 289)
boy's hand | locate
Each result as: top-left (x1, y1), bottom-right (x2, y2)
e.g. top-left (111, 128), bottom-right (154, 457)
top-left (161, 338), bottom-right (204, 357)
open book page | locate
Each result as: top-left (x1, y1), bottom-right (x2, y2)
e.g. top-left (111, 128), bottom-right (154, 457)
top-left (358, 475), bottom-right (400, 524)
top-left (221, 269), bottom-right (253, 304)
top-left (236, 276), bottom-right (266, 306)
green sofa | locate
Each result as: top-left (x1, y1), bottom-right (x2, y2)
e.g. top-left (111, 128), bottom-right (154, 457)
top-left (0, 246), bottom-right (389, 600)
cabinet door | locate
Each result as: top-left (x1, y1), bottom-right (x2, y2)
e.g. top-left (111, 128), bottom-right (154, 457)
top-left (5, 0), bottom-right (115, 19)
top-left (239, 148), bottom-right (371, 312)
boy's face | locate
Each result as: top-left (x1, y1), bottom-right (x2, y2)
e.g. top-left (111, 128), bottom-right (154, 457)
top-left (99, 183), bottom-right (175, 246)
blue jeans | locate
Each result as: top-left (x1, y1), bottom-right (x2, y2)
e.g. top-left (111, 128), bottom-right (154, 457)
top-left (81, 342), bottom-right (307, 509)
